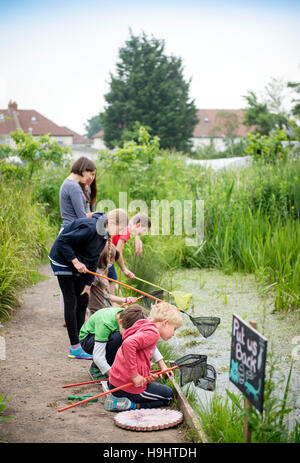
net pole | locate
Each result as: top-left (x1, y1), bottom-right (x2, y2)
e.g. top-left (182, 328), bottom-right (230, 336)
top-left (58, 366), bottom-right (179, 413)
top-left (85, 269), bottom-right (185, 311)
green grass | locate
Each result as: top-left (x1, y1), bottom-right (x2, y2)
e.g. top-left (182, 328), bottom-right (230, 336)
top-left (0, 181), bottom-right (56, 320)
top-left (192, 357), bottom-right (300, 443)
top-left (99, 151), bottom-right (300, 312)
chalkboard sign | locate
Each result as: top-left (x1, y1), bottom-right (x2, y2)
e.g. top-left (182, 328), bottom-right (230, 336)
top-left (229, 314), bottom-right (268, 413)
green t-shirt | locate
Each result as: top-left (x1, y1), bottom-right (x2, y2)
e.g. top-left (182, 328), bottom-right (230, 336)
top-left (79, 306), bottom-right (125, 342)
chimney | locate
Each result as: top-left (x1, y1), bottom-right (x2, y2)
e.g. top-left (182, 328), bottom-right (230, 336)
top-left (8, 100), bottom-right (21, 129)
top-left (8, 100), bottom-right (18, 114)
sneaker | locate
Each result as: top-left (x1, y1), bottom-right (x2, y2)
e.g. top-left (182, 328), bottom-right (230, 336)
top-left (89, 365), bottom-right (106, 381)
top-left (104, 396), bottom-right (136, 411)
top-left (68, 346), bottom-right (92, 360)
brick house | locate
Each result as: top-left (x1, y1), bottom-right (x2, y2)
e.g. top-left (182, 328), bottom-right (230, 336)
top-left (90, 109), bottom-right (253, 152)
top-left (191, 109), bottom-right (253, 151)
top-left (92, 129), bottom-right (106, 150)
top-left (0, 101), bottom-right (91, 148)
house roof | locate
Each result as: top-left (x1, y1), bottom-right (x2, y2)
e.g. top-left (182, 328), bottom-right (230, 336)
top-left (62, 127), bottom-right (92, 145)
top-left (0, 101), bottom-right (74, 137)
top-left (193, 109), bottom-right (253, 138)
top-left (92, 129), bottom-right (104, 139)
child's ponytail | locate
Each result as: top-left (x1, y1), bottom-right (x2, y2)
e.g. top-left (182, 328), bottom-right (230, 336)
top-left (103, 237), bottom-right (112, 276)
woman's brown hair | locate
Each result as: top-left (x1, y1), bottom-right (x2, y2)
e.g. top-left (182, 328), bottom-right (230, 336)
top-left (71, 157), bottom-right (97, 207)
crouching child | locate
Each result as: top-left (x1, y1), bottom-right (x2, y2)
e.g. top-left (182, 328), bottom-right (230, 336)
top-left (105, 302), bottom-right (183, 411)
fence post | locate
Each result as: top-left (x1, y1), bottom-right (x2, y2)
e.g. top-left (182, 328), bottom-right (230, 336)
top-left (243, 320), bottom-right (257, 443)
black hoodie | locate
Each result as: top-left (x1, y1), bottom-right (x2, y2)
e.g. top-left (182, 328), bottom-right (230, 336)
top-left (49, 212), bottom-right (108, 286)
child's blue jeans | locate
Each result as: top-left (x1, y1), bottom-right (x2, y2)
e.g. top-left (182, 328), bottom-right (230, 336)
top-left (108, 381), bottom-right (173, 409)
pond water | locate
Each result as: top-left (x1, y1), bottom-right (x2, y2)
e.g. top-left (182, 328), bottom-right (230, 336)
top-left (163, 268), bottom-right (300, 428)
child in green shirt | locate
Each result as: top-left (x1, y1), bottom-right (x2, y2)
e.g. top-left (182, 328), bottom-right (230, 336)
top-left (80, 305), bottom-right (146, 380)
top-left (79, 304), bottom-right (170, 382)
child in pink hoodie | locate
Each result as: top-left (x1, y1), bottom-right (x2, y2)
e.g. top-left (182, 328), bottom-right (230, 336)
top-left (104, 302), bottom-right (183, 411)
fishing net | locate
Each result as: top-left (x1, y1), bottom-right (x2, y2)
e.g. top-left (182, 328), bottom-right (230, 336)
top-left (175, 354), bottom-right (208, 387)
top-left (175, 354), bottom-right (217, 390)
top-left (172, 291), bottom-right (193, 311)
top-left (197, 364), bottom-right (216, 391)
top-left (189, 316), bottom-right (220, 338)
top-left (143, 290), bottom-right (164, 310)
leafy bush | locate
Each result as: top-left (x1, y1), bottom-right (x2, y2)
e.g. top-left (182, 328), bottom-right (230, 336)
top-left (245, 130), bottom-right (290, 164)
top-left (7, 130), bottom-right (69, 178)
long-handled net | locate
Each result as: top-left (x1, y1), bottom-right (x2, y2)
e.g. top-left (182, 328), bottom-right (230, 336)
top-left (142, 290), bottom-right (164, 310)
top-left (85, 270), bottom-right (220, 338)
top-left (120, 291), bottom-right (163, 309)
top-left (175, 354), bottom-right (216, 391)
top-left (197, 364), bottom-right (216, 391)
top-left (187, 316), bottom-right (220, 338)
top-left (133, 275), bottom-right (193, 311)
top-left (142, 288), bottom-right (219, 337)
top-left (175, 354), bottom-right (207, 387)
top-left (58, 354), bottom-right (210, 413)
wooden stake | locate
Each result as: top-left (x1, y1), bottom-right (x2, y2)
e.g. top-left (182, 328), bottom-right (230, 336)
top-left (243, 320), bottom-right (257, 443)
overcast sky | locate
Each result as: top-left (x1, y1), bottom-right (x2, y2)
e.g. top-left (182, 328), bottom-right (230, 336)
top-left (0, 0), bottom-right (299, 135)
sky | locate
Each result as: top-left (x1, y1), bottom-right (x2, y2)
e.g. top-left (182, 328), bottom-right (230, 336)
top-left (0, 0), bottom-right (300, 135)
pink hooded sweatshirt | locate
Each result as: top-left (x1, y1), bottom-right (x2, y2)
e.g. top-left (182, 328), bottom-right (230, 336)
top-left (108, 318), bottom-right (160, 394)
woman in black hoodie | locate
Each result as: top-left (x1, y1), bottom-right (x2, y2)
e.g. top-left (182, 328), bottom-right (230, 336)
top-left (49, 209), bottom-right (128, 359)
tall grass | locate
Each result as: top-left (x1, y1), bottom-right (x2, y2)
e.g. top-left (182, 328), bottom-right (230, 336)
top-left (0, 182), bottom-right (56, 320)
top-left (2, 145), bottom-right (298, 313)
top-left (100, 153), bottom-right (300, 311)
top-left (193, 358), bottom-right (299, 443)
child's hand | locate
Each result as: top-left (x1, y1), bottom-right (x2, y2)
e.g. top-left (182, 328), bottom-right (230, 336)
top-left (147, 373), bottom-right (158, 383)
top-left (158, 360), bottom-right (174, 379)
top-left (123, 268), bottom-right (135, 279)
top-left (131, 374), bottom-right (146, 387)
top-left (134, 236), bottom-right (143, 256)
top-left (127, 296), bottom-right (138, 304)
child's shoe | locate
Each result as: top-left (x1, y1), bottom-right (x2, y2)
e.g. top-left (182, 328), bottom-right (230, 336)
top-left (89, 365), bottom-right (106, 381)
top-left (68, 346), bottom-right (92, 360)
top-left (104, 396), bottom-right (136, 411)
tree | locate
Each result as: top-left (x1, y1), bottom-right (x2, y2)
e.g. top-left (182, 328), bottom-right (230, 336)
top-left (84, 114), bottom-right (102, 139)
top-left (210, 110), bottom-right (240, 155)
top-left (243, 91), bottom-right (277, 135)
top-left (101, 31), bottom-right (198, 152)
top-left (243, 79), bottom-right (289, 136)
top-left (287, 80), bottom-right (300, 117)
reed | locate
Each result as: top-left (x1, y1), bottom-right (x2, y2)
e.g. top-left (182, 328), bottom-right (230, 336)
top-left (0, 182), bottom-right (56, 320)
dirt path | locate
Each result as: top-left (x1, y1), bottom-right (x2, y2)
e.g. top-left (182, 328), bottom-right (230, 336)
top-left (0, 265), bottom-right (187, 444)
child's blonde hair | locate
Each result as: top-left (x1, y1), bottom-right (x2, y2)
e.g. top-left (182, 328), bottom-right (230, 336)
top-left (148, 302), bottom-right (183, 328)
top-left (107, 208), bottom-right (128, 228)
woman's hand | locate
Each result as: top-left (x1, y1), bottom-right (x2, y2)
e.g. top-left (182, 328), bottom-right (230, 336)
top-left (72, 258), bottom-right (87, 273)
top-left (80, 285), bottom-right (91, 297)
